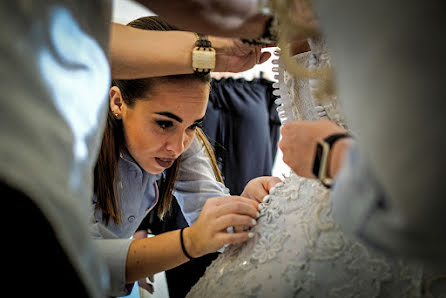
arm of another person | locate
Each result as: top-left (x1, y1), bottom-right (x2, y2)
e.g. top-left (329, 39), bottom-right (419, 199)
top-left (110, 23), bottom-right (271, 79)
top-left (279, 119), bottom-right (351, 180)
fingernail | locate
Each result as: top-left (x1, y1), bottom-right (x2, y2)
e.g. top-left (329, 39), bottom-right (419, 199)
top-left (256, 212), bottom-right (260, 218)
top-left (248, 232), bottom-right (255, 238)
top-left (252, 219), bottom-right (257, 225)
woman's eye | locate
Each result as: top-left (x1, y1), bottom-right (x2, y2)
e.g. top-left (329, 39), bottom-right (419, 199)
top-left (156, 120), bottom-right (173, 129)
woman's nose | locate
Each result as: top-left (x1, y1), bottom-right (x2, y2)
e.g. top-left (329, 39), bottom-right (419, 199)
top-left (166, 131), bottom-right (188, 155)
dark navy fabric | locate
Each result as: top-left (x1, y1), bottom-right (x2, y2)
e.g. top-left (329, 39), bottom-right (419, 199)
top-left (203, 77), bottom-right (281, 195)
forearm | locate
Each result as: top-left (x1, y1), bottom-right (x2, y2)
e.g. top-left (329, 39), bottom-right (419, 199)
top-left (110, 23), bottom-right (194, 79)
top-left (134, 0), bottom-right (267, 38)
top-left (126, 229), bottom-right (190, 282)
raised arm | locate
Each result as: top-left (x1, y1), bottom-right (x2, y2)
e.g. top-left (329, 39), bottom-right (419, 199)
top-left (110, 23), bottom-right (271, 79)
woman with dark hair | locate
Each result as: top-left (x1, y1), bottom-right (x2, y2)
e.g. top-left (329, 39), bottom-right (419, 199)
top-left (91, 16), bottom-right (280, 297)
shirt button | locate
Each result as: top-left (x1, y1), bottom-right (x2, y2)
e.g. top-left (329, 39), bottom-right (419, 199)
top-left (128, 216), bottom-right (135, 223)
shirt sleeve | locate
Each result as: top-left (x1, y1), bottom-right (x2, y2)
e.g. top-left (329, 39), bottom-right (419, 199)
top-left (331, 143), bottom-right (446, 259)
top-left (174, 136), bottom-right (230, 226)
top-left (316, 0), bottom-right (446, 259)
top-left (90, 217), bottom-right (134, 296)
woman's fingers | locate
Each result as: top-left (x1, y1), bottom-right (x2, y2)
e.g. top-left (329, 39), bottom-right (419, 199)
top-left (233, 225), bottom-right (250, 233)
top-left (242, 176), bottom-right (282, 202)
top-left (213, 197), bottom-right (259, 219)
top-left (189, 195), bottom-right (261, 256)
top-left (218, 230), bottom-right (254, 245)
top-left (212, 195), bottom-right (259, 210)
top-left (215, 214), bottom-right (257, 232)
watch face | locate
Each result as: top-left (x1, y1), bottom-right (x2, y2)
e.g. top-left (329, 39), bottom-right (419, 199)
top-left (192, 47), bottom-right (216, 72)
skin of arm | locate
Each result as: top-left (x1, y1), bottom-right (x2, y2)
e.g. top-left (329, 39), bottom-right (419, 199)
top-left (279, 119), bottom-right (350, 179)
top-left (126, 195), bottom-right (259, 283)
top-left (110, 23), bottom-right (271, 79)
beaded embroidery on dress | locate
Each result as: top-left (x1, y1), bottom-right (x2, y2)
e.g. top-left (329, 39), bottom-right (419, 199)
top-left (186, 39), bottom-right (424, 298)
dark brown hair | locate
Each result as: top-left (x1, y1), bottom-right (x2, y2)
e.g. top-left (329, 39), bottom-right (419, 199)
top-left (94, 16), bottom-right (222, 225)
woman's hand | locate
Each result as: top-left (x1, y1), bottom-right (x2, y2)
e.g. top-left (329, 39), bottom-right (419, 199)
top-left (183, 196), bottom-right (260, 257)
top-left (241, 176), bottom-right (283, 203)
top-left (236, 176), bottom-right (282, 232)
top-left (279, 119), bottom-right (348, 178)
top-left (211, 37), bottom-right (272, 73)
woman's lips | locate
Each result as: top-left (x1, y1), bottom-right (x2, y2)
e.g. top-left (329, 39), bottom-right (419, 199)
top-left (155, 157), bottom-right (175, 169)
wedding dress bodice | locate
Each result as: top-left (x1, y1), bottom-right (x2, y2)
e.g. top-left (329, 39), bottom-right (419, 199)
top-left (187, 174), bottom-right (423, 297)
top-left (186, 39), bottom-right (434, 298)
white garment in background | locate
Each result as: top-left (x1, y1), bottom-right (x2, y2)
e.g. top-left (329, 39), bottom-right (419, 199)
top-left (0, 2), bottom-right (111, 297)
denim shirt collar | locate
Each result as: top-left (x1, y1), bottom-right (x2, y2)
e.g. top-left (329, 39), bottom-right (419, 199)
top-left (119, 148), bottom-right (162, 181)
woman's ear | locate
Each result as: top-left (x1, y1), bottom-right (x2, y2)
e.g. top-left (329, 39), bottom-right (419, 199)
top-left (109, 86), bottom-right (124, 119)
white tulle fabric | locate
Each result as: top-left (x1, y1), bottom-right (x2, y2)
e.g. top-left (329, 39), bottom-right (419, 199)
top-left (186, 39), bottom-right (425, 298)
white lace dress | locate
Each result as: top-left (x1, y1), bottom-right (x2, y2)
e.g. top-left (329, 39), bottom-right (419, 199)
top-left (186, 39), bottom-right (426, 298)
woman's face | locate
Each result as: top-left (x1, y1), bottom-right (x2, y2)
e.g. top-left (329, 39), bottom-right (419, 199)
top-left (110, 79), bottom-right (209, 174)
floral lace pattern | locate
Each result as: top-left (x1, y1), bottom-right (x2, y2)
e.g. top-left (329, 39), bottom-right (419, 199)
top-left (187, 38), bottom-right (427, 298)
top-left (187, 174), bottom-right (422, 298)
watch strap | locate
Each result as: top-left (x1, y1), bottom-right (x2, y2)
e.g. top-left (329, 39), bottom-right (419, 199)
top-left (312, 132), bottom-right (351, 188)
top-left (192, 33), bottom-right (215, 74)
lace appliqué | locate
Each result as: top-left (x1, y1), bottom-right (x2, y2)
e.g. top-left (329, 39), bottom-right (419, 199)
top-left (187, 38), bottom-right (424, 298)
top-left (187, 174), bottom-right (422, 298)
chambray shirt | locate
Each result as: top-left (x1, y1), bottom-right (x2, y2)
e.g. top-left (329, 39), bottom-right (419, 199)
top-left (90, 137), bottom-right (230, 296)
